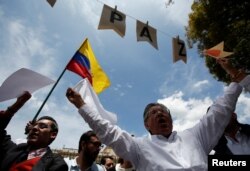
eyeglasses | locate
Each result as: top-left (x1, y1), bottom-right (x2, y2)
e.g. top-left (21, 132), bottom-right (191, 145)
top-left (32, 122), bottom-right (51, 129)
top-left (148, 108), bottom-right (170, 117)
top-left (88, 141), bottom-right (104, 149)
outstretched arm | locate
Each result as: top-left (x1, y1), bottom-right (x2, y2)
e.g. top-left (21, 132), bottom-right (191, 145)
top-left (0, 91), bottom-right (31, 130)
top-left (65, 88), bottom-right (139, 168)
top-left (194, 58), bottom-right (249, 153)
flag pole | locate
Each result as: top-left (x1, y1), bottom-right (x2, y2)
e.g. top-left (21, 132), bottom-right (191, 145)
top-left (28, 38), bottom-right (87, 126)
top-left (25, 67), bottom-right (67, 134)
top-left (31, 39), bottom-right (87, 122)
top-left (31, 67), bottom-right (67, 122)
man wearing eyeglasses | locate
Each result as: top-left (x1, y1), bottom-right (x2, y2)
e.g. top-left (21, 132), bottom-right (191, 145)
top-left (66, 58), bottom-right (250, 171)
top-left (0, 91), bottom-right (68, 171)
top-left (66, 130), bottom-right (106, 171)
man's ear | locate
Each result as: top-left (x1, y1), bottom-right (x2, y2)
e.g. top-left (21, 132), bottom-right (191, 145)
top-left (81, 141), bottom-right (87, 150)
top-left (50, 132), bottom-right (57, 140)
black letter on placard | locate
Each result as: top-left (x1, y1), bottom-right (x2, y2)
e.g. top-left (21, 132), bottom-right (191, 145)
top-left (110, 11), bottom-right (123, 23)
top-left (140, 26), bottom-right (153, 42)
top-left (178, 40), bottom-right (186, 56)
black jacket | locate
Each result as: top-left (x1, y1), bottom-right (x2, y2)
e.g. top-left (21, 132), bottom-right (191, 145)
top-left (0, 143), bottom-right (68, 171)
top-left (0, 116), bottom-right (68, 171)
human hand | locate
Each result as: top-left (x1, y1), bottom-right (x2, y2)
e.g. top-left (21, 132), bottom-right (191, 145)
top-left (216, 58), bottom-right (235, 75)
top-left (17, 91), bottom-right (32, 104)
top-left (217, 58), bottom-right (246, 82)
top-left (66, 88), bottom-right (85, 109)
top-left (0, 110), bottom-right (8, 118)
top-left (25, 120), bottom-right (35, 134)
top-left (5, 91), bottom-right (31, 116)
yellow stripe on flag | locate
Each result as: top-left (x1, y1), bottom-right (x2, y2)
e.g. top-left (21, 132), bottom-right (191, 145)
top-left (78, 39), bottom-right (111, 94)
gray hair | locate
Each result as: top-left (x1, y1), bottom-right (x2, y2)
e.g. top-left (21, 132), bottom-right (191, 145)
top-left (143, 103), bottom-right (172, 121)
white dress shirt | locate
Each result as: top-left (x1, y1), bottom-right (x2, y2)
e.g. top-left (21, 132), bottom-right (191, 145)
top-left (225, 130), bottom-right (250, 154)
top-left (78, 76), bottom-right (250, 171)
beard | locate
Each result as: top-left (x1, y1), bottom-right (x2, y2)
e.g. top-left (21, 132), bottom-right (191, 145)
top-left (82, 149), bottom-right (98, 164)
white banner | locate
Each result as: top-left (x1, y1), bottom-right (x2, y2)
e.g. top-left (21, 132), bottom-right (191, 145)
top-left (73, 79), bottom-right (117, 124)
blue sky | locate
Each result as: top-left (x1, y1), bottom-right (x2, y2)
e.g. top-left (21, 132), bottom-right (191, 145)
top-left (1, 0), bottom-right (250, 150)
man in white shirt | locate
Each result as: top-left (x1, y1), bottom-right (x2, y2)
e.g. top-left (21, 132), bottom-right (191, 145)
top-left (66, 58), bottom-right (250, 171)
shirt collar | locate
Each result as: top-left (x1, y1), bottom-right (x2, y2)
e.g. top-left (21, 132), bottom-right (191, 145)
top-left (148, 131), bottom-right (177, 142)
top-left (27, 147), bottom-right (47, 159)
top-left (71, 157), bottom-right (79, 167)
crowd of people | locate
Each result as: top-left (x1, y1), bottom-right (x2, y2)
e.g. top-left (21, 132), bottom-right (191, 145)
top-left (1, 58), bottom-right (249, 171)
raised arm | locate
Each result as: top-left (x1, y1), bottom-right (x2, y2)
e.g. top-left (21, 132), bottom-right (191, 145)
top-left (193, 58), bottom-right (249, 153)
top-left (0, 91), bottom-right (31, 130)
top-left (66, 88), bottom-right (139, 167)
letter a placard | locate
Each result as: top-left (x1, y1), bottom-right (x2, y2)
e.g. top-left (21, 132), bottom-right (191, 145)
top-left (98, 4), bottom-right (126, 37)
top-left (136, 20), bottom-right (158, 50)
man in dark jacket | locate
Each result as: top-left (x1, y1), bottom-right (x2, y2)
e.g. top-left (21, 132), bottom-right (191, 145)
top-left (0, 91), bottom-right (68, 171)
top-left (213, 112), bottom-right (250, 155)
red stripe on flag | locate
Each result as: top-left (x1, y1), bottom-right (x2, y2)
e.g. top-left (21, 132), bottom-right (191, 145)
top-left (66, 60), bottom-right (93, 84)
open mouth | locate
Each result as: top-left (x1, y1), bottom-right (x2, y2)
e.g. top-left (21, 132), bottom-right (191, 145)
top-left (158, 118), bottom-right (166, 124)
top-left (28, 132), bottom-right (38, 139)
top-left (158, 118), bottom-right (169, 128)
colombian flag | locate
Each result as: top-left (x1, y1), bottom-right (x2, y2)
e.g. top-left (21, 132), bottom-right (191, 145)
top-left (66, 38), bottom-right (111, 94)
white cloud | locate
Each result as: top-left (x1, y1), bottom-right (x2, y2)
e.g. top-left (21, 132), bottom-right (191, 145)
top-left (158, 91), bottom-right (213, 131)
top-left (158, 89), bottom-right (250, 132)
top-left (0, 17), bottom-right (58, 84)
top-left (119, 92), bottom-right (125, 97)
top-left (159, 60), bottom-right (212, 97)
top-left (163, 0), bottom-right (193, 26)
top-left (236, 93), bottom-right (250, 123)
top-left (194, 80), bottom-right (209, 89)
top-left (65, 0), bottom-right (101, 29)
top-left (126, 83), bottom-right (133, 88)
